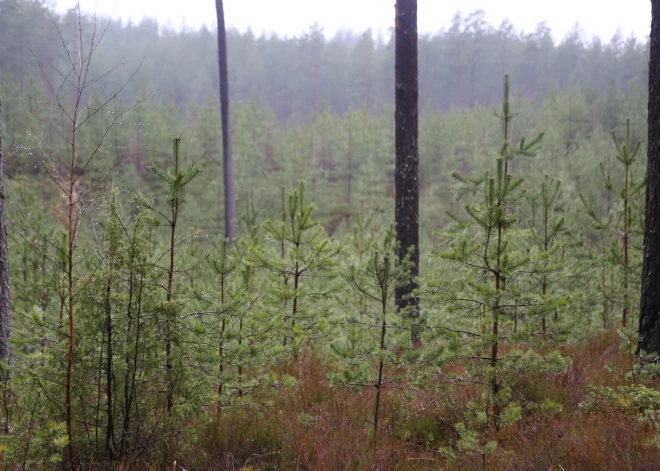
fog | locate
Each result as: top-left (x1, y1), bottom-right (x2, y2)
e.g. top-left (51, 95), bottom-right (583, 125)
top-left (53, 0), bottom-right (651, 41)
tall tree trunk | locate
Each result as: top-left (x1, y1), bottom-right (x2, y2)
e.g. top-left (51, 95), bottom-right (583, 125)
top-left (394, 0), bottom-right (420, 333)
top-left (0, 100), bottom-right (11, 372)
top-left (640, 0), bottom-right (660, 354)
top-left (216, 0), bottom-right (236, 244)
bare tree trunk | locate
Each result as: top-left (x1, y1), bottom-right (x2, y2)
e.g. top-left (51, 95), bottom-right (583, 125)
top-left (623, 157), bottom-right (630, 328)
top-left (640, 0), bottom-right (660, 355)
top-left (216, 0), bottom-right (236, 244)
top-left (165, 215), bottom-right (176, 413)
top-left (104, 278), bottom-right (115, 460)
top-left (373, 289), bottom-right (387, 432)
top-left (394, 0), bottom-right (420, 335)
top-left (66, 80), bottom-right (80, 471)
top-left (0, 100), bottom-right (11, 372)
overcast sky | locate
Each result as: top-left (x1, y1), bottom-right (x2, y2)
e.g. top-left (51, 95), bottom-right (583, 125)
top-left (52, 0), bottom-right (651, 42)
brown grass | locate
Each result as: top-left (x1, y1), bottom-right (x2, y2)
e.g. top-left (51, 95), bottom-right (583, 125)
top-left (113, 331), bottom-right (660, 470)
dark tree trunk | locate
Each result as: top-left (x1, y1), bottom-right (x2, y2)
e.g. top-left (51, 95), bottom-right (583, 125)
top-left (640, 0), bottom-right (660, 354)
top-left (394, 1), bottom-right (420, 325)
top-left (216, 0), bottom-right (236, 244)
top-left (0, 100), bottom-right (11, 373)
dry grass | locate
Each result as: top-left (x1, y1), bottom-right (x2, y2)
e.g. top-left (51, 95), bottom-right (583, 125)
top-left (137, 331), bottom-right (660, 470)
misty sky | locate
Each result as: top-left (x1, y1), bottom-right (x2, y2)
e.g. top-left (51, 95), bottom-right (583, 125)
top-left (52, 0), bottom-right (651, 42)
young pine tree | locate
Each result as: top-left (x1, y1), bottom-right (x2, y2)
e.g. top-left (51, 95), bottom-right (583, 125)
top-left (252, 181), bottom-right (340, 354)
top-left (134, 136), bottom-right (200, 413)
top-left (526, 175), bottom-right (568, 339)
top-left (580, 119), bottom-right (644, 329)
top-left (427, 76), bottom-right (544, 431)
top-left (331, 227), bottom-right (412, 432)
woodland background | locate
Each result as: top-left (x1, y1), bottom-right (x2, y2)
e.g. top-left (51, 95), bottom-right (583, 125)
top-left (0, 1), bottom-right (658, 470)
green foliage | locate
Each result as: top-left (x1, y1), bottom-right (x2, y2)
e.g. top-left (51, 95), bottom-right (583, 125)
top-left (580, 384), bottom-right (660, 424)
top-left (204, 236), bottom-right (292, 408)
top-left (421, 77), bottom-right (578, 464)
top-left (253, 181), bottom-right (341, 352)
top-left (0, 6), bottom-right (654, 466)
top-left (580, 118), bottom-right (645, 337)
top-left (331, 227), bottom-right (410, 384)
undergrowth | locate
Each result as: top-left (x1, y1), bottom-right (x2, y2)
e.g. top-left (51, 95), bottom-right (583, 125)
top-left (156, 331), bottom-right (660, 471)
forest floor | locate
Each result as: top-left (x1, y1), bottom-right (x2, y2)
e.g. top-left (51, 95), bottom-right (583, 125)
top-left (126, 331), bottom-right (660, 471)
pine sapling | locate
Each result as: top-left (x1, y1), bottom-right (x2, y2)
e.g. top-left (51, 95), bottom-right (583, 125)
top-left (611, 119), bottom-right (643, 327)
top-left (528, 175), bottom-right (566, 339)
top-left (332, 227), bottom-right (412, 432)
top-left (255, 181), bottom-right (340, 354)
top-left (208, 237), bottom-right (239, 412)
top-left (429, 75), bottom-right (543, 432)
top-left (134, 136), bottom-right (200, 413)
top-left (580, 118), bottom-right (644, 329)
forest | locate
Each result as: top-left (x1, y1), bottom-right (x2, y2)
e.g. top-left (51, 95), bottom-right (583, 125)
top-left (0, 0), bottom-right (660, 469)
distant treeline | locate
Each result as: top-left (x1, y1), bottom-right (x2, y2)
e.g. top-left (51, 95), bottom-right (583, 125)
top-left (0, 0), bottom-right (650, 122)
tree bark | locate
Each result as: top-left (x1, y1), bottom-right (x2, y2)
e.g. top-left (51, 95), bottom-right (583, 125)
top-left (639, 0), bottom-right (660, 354)
top-left (394, 0), bottom-right (420, 324)
top-left (0, 99), bottom-right (11, 373)
top-left (216, 0), bottom-right (236, 244)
